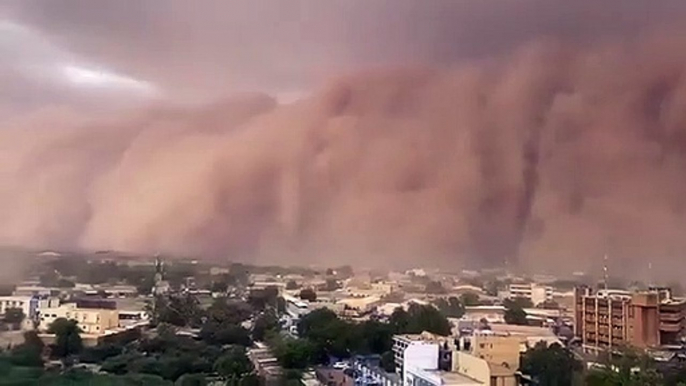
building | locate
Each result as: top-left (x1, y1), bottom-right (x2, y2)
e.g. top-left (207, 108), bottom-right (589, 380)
top-left (249, 345), bottom-right (282, 385)
top-left (463, 305), bottom-right (506, 324)
top-left (404, 365), bottom-right (482, 386)
top-left (574, 286), bottom-right (686, 352)
top-left (469, 333), bottom-right (521, 370)
top-left (393, 332), bottom-right (447, 375)
top-left (451, 351), bottom-right (517, 386)
top-left (507, 283), bottom-right (553, 306)
top-left (397, 333), bottom-right (517, 386)
top-left (336, 296), bottom-right (381, 318)
top-left (38, 303), bottom-right (119, 335)
top-left (0, 296), bottom-right (36, 329)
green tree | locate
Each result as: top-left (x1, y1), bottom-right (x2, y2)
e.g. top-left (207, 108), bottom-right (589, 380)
top-left (210, 280), bottom-right (228, 294)
top-left (253, 310), bottom-right (280, 341)
top-left (298, 288), bottom-right (317, 302)
top-left (506, 296), bottom-right (534, 309)
top-left (248, 286), bottom-right (279, 311)
top-left (388, 305), bottom-right (451, 336)
top-left (380, 350), bottom-right (396, 373)
top-left (297, 309), bottom-right (350, 359)
top-left (433, 297), bottom-right (465, 318)
top-left (358, 320), bottom-right (393, 354)
top-left (48, 318), bottom-right (83, 359)
top-left (9, 335), bottom-right (44, 367)
top-left (206, 298), bottom-right (252, 325)
top-left (459, 292), bottom-right (481, 306)
top-left (520, 342), bottom-right (582, 386)
top-left (156, 294), bottom-right (204, 327)
top-left (322, 279), bottom-right (340, 291)
top-left (538, 300), bottom-right (560, 309)
top-left (201, 323), bottom-right (252, 346)
top-left (213, 346), bottom-right (254, 383)
top-left (175, 373), bottom-right (207, 386)
top-left (425, 281), bottom-right (446, 294)
top-left (503, 298), bottom-right (529, 325)
top-left (585, 347), bottom-right (662, 386)
top-left (274, 338), bottom-right (314, 369)
top-left (3, 308), bottom-right (25, 328)
top-left (286, 280), bottom-right (300, 290)
top-left (79, 343), bottom-right (123, 363)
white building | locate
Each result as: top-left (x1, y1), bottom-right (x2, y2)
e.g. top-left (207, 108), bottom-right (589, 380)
top-left (0, 296), bottom-right (35, 329)
top-left (397, 334), bottom-right (518, 386)
top-left (392, 332), bottom-right (447, 375)
top-left (507, 283), bottom-right (553, 306)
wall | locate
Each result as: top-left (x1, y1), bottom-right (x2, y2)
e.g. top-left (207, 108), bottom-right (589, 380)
top-left (403, 343), bottom-right (439, 383)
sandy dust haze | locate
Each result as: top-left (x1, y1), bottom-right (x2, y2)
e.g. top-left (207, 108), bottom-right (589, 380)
top-left (2, 1), bottom-right (686, 277)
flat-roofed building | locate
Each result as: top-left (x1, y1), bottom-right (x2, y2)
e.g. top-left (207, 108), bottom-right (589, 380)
top-left (38, 303), bottom-right (119, 335)
top-left (463, 305), bottom-right (505, 324)
top-left (336, 296), bottom-right (381, 318)
top-left (393, 332), bottom-right (447, 375)
top-left (574, 286), bottom-right (686, 352)
top-left (507, 283), bottom-right (553, 306)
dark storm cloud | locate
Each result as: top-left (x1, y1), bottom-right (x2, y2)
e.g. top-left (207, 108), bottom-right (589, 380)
top-left (5, 0), bottom-right (686, 100)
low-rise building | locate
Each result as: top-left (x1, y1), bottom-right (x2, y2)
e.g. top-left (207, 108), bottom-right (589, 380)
top-left (397, 332), bottom-right (518, 386)
top-left (463, 305), bottom-right (506, 324)
top-left (507, 283), bottom-right (553, 306)
top-left (38, 303), bottom-right (119, 335)
top-left (0, 296), bottom-right (35, 329)
top-left (392, 331), bottom-right (453, 376)
top-left (336, 296), bottom-right (381, 318)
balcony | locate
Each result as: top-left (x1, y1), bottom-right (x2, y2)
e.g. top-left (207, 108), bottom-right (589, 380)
top-left (660, 323), bottom-right (682, 333)
top-left (660, 313), bottom-right (683, 322)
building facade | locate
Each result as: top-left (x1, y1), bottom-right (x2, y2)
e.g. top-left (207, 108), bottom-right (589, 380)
top-left (38, 303), bottom-right (119, 335)
top-left (394, 332), bottom-right (519, 386)
top-left (508, 283), bottom-right (553, 306)
top-left (574, 286), bottom-right (686, 352)
top-left (393, 332), bottom-right (446, 375)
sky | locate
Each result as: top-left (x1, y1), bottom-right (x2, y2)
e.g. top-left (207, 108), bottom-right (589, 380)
top-left (2, 0), bottom-right (684, 104)
top-left (2, 1), bottom-right (686, 278)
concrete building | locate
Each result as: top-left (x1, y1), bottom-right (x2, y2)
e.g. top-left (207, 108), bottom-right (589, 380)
top-left (0, 296), bottom-right (35, 329)
top-left (452, 351), bottom-right (517, 386)
top-left (469, 333), bottom-right (521, 370)
top-left (336, 296), bottom-right (381, 318)
top-left (38, 303), bottom-right (119, 335)
top-left (507, 283), bottom-right (553, 306)
top-left (574, 286), bottom-right (686, 352)
top-left (397, 334), bottom-right (518, 386)
top-left (392, 332), bottom-right (447, 375)
top-left (463, 305), bottom-right (506, 324)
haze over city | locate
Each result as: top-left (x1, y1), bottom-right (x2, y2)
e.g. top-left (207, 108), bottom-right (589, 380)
top-left (2, 0), bottom-right (686, 278)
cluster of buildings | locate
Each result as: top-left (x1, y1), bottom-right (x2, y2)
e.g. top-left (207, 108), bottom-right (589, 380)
top-left (389, 325), bottom-right (562, 386)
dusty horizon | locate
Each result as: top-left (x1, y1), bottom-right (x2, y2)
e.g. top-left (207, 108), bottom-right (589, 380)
top-left (2, 1), bottom-right (686, 280)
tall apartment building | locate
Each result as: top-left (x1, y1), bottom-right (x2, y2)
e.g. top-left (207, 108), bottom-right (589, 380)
top-left (574, 286), bottom-right (686, 352)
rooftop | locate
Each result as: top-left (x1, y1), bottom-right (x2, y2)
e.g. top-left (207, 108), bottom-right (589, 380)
top-left (420, 369), bottom-right (483, 385)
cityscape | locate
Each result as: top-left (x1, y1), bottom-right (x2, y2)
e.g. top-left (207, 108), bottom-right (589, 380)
top-left (0, 248), bottom-right (684, 385)
top-left (3, 1), bottom-right (686, 386)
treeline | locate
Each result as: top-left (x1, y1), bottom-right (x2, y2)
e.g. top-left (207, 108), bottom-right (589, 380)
top-left (265, 304), bottom-right (451, 374)
top-left (0, 293), bottom-right (282, 385)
